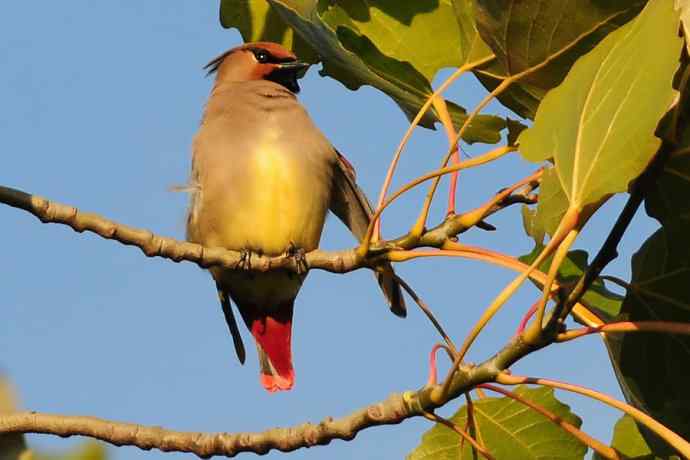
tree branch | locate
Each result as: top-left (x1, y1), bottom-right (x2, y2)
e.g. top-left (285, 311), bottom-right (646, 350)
top-left (0, 174), bottom-right (549, 456)
top-left (0, 176), bottom-right (535, 276)
top-left (0, 329), bottom-right (543, 457)
top-left (0, 185), bottom-right (359, 274)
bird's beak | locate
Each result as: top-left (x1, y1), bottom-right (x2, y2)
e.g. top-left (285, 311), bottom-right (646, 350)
top-left (277, 61), bottom-right (310, 78)
top-left (268, 60), bottom-right (310, 93)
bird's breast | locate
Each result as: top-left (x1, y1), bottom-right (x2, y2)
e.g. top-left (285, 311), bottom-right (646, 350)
top-left (191, 118), bottom-right (333, 257)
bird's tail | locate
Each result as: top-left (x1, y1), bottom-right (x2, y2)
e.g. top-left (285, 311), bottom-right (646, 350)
top-left (244, 301), bottom-right (295, 392)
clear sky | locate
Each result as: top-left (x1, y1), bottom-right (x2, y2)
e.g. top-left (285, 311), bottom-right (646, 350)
top-left (1, 2), bottom-right (660, 460)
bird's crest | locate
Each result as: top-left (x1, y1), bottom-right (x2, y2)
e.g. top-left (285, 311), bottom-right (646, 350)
top-left (204, 42), bottom-right (298, 76)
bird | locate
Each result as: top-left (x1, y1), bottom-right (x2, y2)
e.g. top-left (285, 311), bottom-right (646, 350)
top-left (185, 41), bottom-right (406, 392)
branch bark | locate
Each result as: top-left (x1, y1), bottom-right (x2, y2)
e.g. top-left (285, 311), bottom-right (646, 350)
top-left (0, 185), bottom-right (359, 274)
top-left (0, 177), bottom-right (535, 275)
top-left (0, 335), bottom-right (541, 457)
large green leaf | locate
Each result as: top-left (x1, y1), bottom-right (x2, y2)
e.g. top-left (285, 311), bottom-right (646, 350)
top-left (219, 0), bottom-right (507, 143)
top-left (318, 0), bottom-right (461, 83)
top-left (593, 415), bottom-right (680, 460)
top-left (407, 386), bottom-right (586, 460)
top-left (604, 220), bottom-right (690, 456)
top-left (518, 0), bottom-right (681, 212)
top-left (518, 245), bottom-right (623, 319)
top-left (472, 0), bottom-right (647, 119)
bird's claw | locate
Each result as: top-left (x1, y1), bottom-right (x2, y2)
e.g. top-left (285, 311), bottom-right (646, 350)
top-left (286, 242), bottom-right (308, 275)
top-left (235, 249), bottom-right (253, 271)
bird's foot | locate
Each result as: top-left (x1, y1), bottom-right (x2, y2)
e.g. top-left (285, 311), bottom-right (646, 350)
top-left (285, 242), bottom-right (308, 275)
top-left (235, 249), bottom-right (253, 271)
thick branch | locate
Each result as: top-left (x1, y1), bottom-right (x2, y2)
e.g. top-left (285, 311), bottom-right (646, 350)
top-left (0, 178), bottom-right (532, 275)
top-left (0, 185), bottom-right (359, 274)
top-left (1, 395), bottom-right (409, 458)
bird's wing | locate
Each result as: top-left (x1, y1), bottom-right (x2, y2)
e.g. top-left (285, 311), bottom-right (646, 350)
top-left (329, 149), bottom-right (406, 317)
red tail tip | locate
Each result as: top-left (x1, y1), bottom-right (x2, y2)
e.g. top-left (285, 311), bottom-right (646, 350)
top-left (260, 371), bottom-right (294, 392)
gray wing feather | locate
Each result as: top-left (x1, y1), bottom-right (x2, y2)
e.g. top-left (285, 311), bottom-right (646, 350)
top-left (329, 150), bottom-right (406, 317)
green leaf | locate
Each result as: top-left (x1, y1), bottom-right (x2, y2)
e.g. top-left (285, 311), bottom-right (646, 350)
top-left (646, 148), bottom-right (690, 225)
top-left (604, 220), bottom-right (690, 456)
top-left (407, 385), bottom-right (586, 460)
top-left (318, 0), bottom-right (461, 83)
top-left (219, 0), bottom-right (507, 143)
top-left (521, 204), bottom-right (544, 245)
top-left (451, 0), bottom-right (493, 66)
top-left (534, 166), bottom-right (569, 237)
top-left (645, 44), bottom-right (690, 226)
top-left (518, 0), bottom-right (681, 212)
top-left (219, 0), bottom-right (318, 63)
top-left (472, 0), bottom-right (647, 119)
top-left (645, 60), bottom-right (690, 226)
top-left (593, 415), bottom-right (681, 460)
top-left (518, 245), bottom-right (623, 319)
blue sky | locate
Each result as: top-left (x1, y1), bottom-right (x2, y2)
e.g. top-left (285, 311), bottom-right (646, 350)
top-left (1, 2), bottom-right (660, 459)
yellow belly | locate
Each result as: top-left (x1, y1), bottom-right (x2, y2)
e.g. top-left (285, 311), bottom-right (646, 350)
top-left (211, 144), bottom-right (330, 256)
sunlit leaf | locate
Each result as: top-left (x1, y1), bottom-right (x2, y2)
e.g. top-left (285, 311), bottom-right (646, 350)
top-left (219, 0), bottom-right (507, 143)
top-left (519, 245), bottom-right (623, 318)
top-left (451, 0), bottom-right (493, 65)
top-left (319, 0), bottom-right (461, 83)
top-left (532, 166), bottom-right (568, 237)
top-left (472, 0), bottom-right (647, 119)
top-left (604, 219), bottom-right (690, 456)
top-left (219, 0), bottom-right (318, 62)
top-left (518, 0), bottom-right (681, 212)
top-left (521, 205), bottom-right (544, 245)
top-left (407, 386), bottom-right (586, 460)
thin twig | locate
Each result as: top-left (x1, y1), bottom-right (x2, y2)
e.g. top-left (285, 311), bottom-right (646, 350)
top-left (395, 275), bottom-right (458, 354)
top-left (373, 55), bottom-right (495, 241)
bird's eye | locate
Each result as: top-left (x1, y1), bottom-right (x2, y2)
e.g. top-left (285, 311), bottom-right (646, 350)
top-left (255, 50), bottom-right (270, 63)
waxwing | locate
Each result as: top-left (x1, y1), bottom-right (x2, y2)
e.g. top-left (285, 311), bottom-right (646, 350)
top-left (185, 42), bottom-right (406, 392)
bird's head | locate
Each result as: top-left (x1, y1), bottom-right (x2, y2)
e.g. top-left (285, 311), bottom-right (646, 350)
top-left (205, 42), bottom-right (310, 93)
